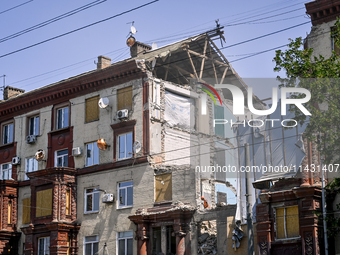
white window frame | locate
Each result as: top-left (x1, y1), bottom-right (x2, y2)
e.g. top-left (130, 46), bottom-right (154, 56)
top-left (25, 158), bottom-right (38, 180)
top-left (117, 231), bottom-right (133, 255)
top-left (84, 187), bottom-right (100, 214)
top-left (84, 235), bottom-right (99, 255)
top-left (118, 181), bottom-right (133, 209)
top-left (28, 115), bottom-right (40, 136)
top-left (85, 142), bottom-right (99, 167)
top-left (3, 123), bottom-right (13, 144)
top-left (117, 132), bottom-right (133, 160)
top-left (1, 163), bottom-right (12, 180)
top-left (38, 236), bottom-right (50, 255)
top-left (55, 149), bottom-right (68, 167)
top-left (56, 106), bottom-right (69, 129)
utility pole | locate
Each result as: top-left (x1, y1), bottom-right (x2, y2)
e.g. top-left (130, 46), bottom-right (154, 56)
top-left (245, 143), bottom-right (254, 255)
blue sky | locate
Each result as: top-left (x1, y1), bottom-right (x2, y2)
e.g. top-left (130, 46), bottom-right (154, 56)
top-left (0, 0), bottom-right (313, 100)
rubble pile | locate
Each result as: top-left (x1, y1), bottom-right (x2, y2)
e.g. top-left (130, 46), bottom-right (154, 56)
top-left (198, 220), bottom-right (217, 255)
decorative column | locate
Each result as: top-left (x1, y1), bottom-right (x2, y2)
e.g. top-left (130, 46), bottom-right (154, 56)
top-left (52, 182), bottom-right (59, 222)
top-left (174, 220), bottom-right (188, 255)
top-left (135, 222), bottom-right (149, 255)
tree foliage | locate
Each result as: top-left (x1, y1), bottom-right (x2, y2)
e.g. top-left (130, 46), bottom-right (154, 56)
top-left (274, 18), bottom-right (340, 237)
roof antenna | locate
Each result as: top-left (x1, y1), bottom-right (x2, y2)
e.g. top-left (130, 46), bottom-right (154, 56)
top-left (215, 19), bottom-right (226, 47)
top-left (126, 21), bottom-right (137, 47)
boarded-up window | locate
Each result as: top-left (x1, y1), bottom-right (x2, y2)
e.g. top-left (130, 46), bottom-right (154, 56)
top-left (155, 173), bottom-right (172, 202)
top-left (66, 189), bottom-right (71, 215)
top-left (117, 86), bottom-right (132, 111)
top-left (276, 206), bottom-right (299, 239)
top-left (85, 96), bottom-right (99, 123)
top-left (23, 198), bottom-right (31, 224)
top-left (36, 189), bottom-right (52, 217)
top-left (8, 201), bottom-right (12, 224)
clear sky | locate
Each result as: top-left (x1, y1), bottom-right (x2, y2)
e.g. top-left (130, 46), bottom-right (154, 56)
top-left (0, 0), bottom-right (313, 100)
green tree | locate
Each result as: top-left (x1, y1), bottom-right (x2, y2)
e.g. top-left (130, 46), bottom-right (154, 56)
top-left (273, 19), bottom-right (340, 237)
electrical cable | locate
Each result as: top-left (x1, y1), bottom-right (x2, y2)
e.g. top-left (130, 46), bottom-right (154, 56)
top-left (0, 0), bottom-right (33, 16)
top-left (0, 0), bottom-right (160, 59)
top-left (0, 0), bottom-right (107, 44)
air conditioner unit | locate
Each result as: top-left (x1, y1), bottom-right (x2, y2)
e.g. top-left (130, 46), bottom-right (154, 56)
top-left (72, 147), bottom-right (82, 156)
top-left (117, 109), bottom-right (128, 119)
top-left (102, 193), bottom-right (114, 203)
top-left (26, 135), bottom-right (37, 144)
top-left (12, 156), bottom-right (21, 165)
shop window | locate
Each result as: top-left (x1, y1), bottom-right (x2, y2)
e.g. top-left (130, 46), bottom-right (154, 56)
top-left (38, 236), bottom-right (50, 255)
top-left (118, 181), bottom-right (133, 208)
top-left (28, 115), bottom-right (39, 136)
top-left (36, 189), bottom-right (52, 217)
top-left (155, 173), bottom-right (172, 203)
top-left (56, 106), bottom-right (69, 129)
top-left (85, 142), bottom-right (99, 167)
top-left (22, 197), bottom-right (31, 224)
top-left (85, 96), bottom-right (99, 123)
top-left (152, 226), bottom-right (176, 254)
top-left (1, 163), bottom-right (12, 180)
top-left (117, 86), bottom-right (132, 111)
top-left (85, 187), bottom-right (99, 213)
top-left (55, 149), bottom-right (68, 167)
top-left (25, 157), bottom-right (38, 180)
top-left (117, 231), bottom-right (133, 255)
top-left (2, 122), bottom-right (13, 144)
top-left (84, 235), bottom-right (98, 255)
top-left (117, 132), bottom-right (133, 160)
top-left (276, 206), bottom-right (300, 239)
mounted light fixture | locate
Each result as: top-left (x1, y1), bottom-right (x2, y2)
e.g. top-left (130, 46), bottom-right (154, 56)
top-left (126, 35), bottom-right (136, 47)
top-left (97, 138), bottom-right (109, 150)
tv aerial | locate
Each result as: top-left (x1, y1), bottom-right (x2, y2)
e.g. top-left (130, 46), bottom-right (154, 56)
top-left (126, 21), bottom-right (137, 47)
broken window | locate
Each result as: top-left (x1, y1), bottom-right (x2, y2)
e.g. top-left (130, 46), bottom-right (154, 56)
top-left (118, 181), bottom-right (133, 208)
top-left (118, 132), bottom-right (133, 160)
top-left (55, 149), bottom-right (68, 167)
top-left (38, 236), bottom-right (50, 255)
top-left (85, 96), bottom-right (99, 123)
top-left (85, 187), bottom-right (99, 213)
top-left (2, 122), bottom-right (13, 144)
top-left (56, 106), bottom-right (69, 129)
top-left (152, 226), bottom-right (176, 255)
top-left (85, 142), bottom-right (99, 167)
top-left (36, 189), bottom-right (52, 217)
top-left (155, 173), bottom-right (172, 203)
top-left (84, 235), bottom-right (98, 255)
top-left (25, 157), bottom-right (38, 180)
top-left (22, 197), bottom-right (31, 224)
top-left (117, 231), bottom-right (133, 255)
top-left (28, 115), bottom-right (40, 136)
top-left (117, 86), bottom-right (132, 111)
top-left (275, 206), bottom-right (300, 239)
top-left (1, 163), bottom-right (12, 180)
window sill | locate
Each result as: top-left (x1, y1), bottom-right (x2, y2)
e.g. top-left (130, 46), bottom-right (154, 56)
top-left (154, 201), bottom-right (172, 207)
top-left (49, 126), bottom-right (70, 134)
top-left (84, 211), bottom-right (99, 215)
top-left (0, 142), bottom-right (15, 149)
top-left (274, 236), bottom-right (301, 243)
top-left (117, 206), bottom-right (133, 210)
top-left (116, 157), bottom-right (133, 162)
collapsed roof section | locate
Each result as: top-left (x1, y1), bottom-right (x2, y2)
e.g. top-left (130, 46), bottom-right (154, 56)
top-left (132, 27), bottom-right (265, 109)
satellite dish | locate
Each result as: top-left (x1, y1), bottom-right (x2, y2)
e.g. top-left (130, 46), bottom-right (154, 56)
top-left (130, 25), bottom-right (137, 35)
top-left (35, 149), bottom-right (45, 162)
top-left (98, 97), bottom-right (110, 109)
top-left (97, 138), bottom-right (108, 150)
top-left (151, 42), bottom-right (158, 50)
top-left (133, 141), bottom-right (141, 154)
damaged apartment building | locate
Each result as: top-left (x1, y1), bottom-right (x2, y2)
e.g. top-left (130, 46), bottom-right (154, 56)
top-left (0, 27), bottom-right (263, 255)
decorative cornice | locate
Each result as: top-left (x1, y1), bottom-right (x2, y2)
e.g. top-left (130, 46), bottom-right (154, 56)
top-left (305, 0), bottom-right (340, 26)
top-left (0, 61), bottom-right (146, 120)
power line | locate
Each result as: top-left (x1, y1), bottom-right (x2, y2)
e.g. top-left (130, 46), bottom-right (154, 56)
top-left (0, 0), bottom-right (107, 44)
top-left (230, 45), bottom-right (288, 63)
top-left (0, 0), bottom-right (33, 15)
top-left (0, 0), bottom-right (160, 59)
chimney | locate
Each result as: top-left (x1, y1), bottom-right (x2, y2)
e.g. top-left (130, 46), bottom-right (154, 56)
top-left (3, 86), bottom-right (25, 100)
top-left (97, 55), bottom-right (111, 70)
top-left (130, 41), bottom-right (152, 58)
